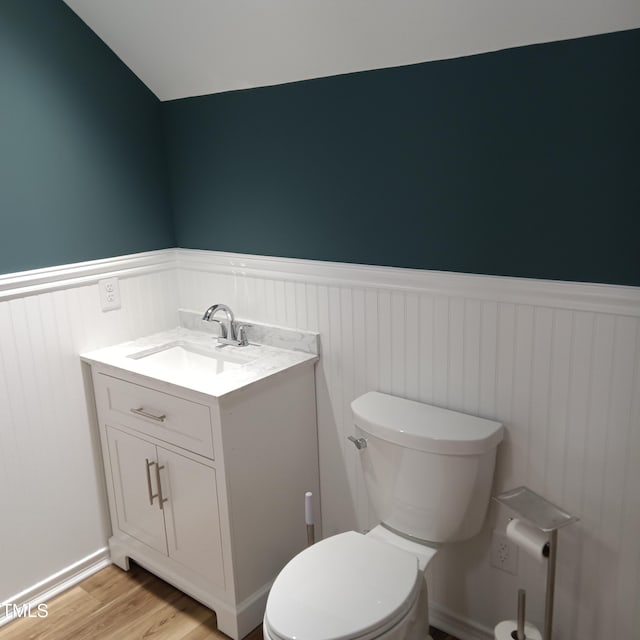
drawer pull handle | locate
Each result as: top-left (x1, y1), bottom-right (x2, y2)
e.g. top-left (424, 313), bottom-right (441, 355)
top-left (131, 407), bottom-right (166, 422)
top-left (155, 463), bottom-right (168, 510)
top-left (145, 458), bottom-right (158, 506)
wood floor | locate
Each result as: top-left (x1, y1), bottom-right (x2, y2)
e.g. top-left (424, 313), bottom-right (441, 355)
top-left (0, 563), bottom-right (459, 640)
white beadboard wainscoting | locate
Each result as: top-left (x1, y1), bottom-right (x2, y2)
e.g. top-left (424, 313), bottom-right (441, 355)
top-left (0, 250), bottom-right (179, 622)
top-left (1, 247), bottom-right (639, 639)
top-left (176, 249), bottom-right (640, 640)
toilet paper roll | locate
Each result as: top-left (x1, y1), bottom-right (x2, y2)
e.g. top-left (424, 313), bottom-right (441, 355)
top-left (506, 518), bottom-right (548, 562)
top-left (494, 620), bottom-right (542, 640)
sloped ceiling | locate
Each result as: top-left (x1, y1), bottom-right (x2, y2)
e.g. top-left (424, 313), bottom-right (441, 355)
top-left (63, 0), bottom-right (640, 102)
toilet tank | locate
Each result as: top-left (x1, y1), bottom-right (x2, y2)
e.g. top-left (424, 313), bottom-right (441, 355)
top-left (351, 392), bottom-right (503, 544)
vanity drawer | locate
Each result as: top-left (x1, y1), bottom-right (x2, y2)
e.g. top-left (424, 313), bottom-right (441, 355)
top-left (96, 374), bottom-right (214, 459)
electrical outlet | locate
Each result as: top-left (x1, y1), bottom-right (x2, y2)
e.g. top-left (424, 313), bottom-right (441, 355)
top-left (490, 530), bottom-right (518, 574)
top-left (99, 277), bottom-right (121, 312)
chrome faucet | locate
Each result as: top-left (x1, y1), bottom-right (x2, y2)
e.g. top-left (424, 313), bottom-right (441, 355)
top-left (202, 303), bottom-right (249, 346)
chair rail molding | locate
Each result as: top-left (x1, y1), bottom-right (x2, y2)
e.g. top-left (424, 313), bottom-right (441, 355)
top-left (0, 249), bottom-right (178, 301)
top-left (176, 249), bottom-right (640, 317)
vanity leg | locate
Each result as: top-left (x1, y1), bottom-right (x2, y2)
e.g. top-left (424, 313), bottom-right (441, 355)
top-left (108, 537), bottom-right (131, 571)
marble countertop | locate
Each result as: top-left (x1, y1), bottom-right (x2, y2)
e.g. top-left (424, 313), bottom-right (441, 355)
top-left (81, 326), bottom-right (318, 399)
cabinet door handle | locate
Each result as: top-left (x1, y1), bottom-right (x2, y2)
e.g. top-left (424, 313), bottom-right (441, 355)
top-left (131, 407), bottom-right (166, 422)
top-left (145, 458), bottom-right (158, 505)
top-left (155, 463), bottom-right (168, 510)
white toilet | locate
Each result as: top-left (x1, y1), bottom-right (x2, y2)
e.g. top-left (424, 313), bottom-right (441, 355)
top-left (263, 391), bottom-right (504, 640)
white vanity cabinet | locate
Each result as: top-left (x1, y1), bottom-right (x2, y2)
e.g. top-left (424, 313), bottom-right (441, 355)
top-left (104, 426), bottom-right (225, 587)
top-left (86, 353), bottom-right (319, 640)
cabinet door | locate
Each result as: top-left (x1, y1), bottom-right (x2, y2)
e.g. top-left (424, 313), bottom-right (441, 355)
top-left (159, 448), bottom-right (225, 588)
top-left (106, 427), bottom-right (168, 555)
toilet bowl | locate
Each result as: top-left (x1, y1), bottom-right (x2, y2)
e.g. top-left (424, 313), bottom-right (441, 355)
top-left (264, 530), bottom-right (436, 640)
top-left (264, 391), bottom-right (503, 640)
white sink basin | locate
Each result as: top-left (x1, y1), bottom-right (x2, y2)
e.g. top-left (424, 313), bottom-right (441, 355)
top-left (82, 326), bottom-right (318, 398)
top-left (128, 340), bottom-right (255, 378)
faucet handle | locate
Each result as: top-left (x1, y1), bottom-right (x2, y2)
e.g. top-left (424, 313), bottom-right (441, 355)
top-left (235, 324), bottom-right (251, 346)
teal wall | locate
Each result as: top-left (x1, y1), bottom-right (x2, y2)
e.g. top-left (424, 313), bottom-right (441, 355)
top-left (163, 29), bottom-right (640, 286)
top-left (2, 3), bottom-right (638, 287)
top-left (0, 1), bottom-right (174, 275)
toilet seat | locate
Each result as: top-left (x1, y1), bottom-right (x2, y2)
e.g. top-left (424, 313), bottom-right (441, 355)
top-left (264, 531), bottom-right (421, 640)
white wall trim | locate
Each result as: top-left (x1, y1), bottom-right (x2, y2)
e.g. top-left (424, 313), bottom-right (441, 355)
top-left (0, 548), bottom-right (111, 627)
top-left (177, 249), bottom-right (640, 317)
top-left (3, 247), bottom-right (638, 316)
top-left (0, 249), bottom-right (178, 301)
top-left (430, 602), bottom-right (494, 640)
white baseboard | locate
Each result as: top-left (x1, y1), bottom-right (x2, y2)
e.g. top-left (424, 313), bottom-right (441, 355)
top-left (430, 602), bottom-right (494, 640)
top-left (0, 548), bottom-right (111, 627)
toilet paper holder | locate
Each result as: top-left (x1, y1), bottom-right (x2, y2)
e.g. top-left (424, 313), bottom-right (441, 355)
top-left (494, 487), bottom-right (579, 640)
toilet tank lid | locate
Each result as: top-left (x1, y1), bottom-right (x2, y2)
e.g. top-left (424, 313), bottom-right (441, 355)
top-left (351, 391), bottom-right (503, 455)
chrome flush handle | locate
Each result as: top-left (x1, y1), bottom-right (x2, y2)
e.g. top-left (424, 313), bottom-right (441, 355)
top-left (347, 435), bottom-right (367, 450)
